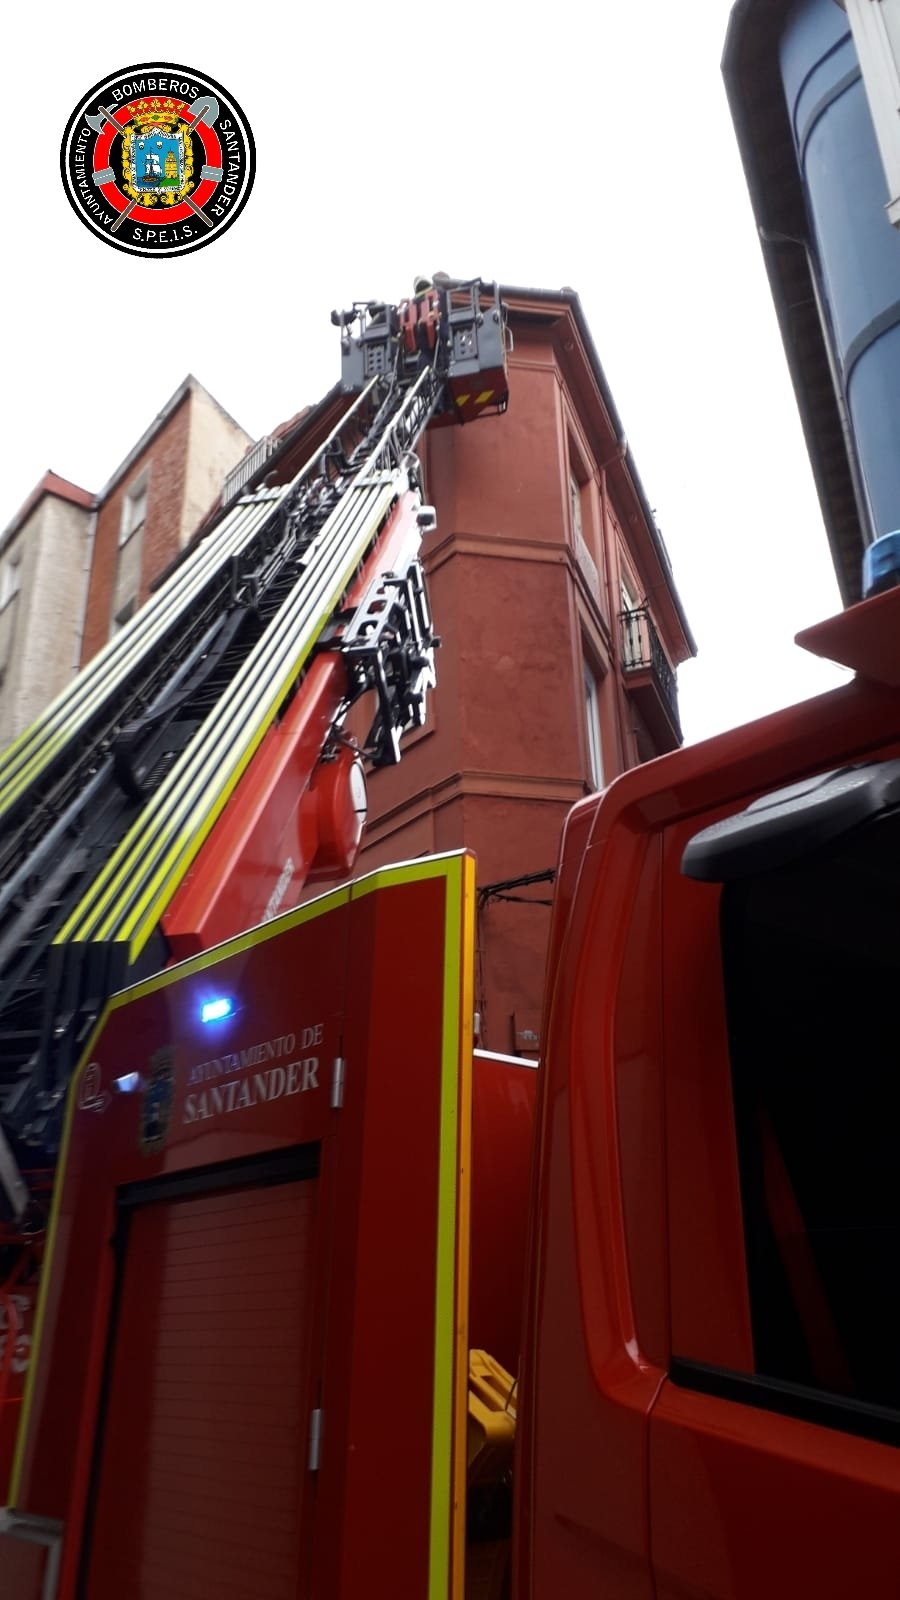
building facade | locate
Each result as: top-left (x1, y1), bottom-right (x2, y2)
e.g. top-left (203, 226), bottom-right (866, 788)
top-left (0, 474), bottom-right (93, 748)
top-left (79, 376), bottom-right (251, 661)
top-left (0, 378), bottom-right (251, 748)
top-left (224, 286), bottom-right (696, 1056)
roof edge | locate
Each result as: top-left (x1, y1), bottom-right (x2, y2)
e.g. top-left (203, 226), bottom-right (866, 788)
top-left (500, 284), bottom-right (698, 657)
top-left (97, 374), bottom-right (250, 503)
top-left (0, 469), bottom-right (95, 556)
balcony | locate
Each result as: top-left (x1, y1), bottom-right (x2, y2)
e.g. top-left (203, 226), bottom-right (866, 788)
top-left (222, 434), bottom-right (277, 507)
top-left (619, 606), bottom-right (682, 751)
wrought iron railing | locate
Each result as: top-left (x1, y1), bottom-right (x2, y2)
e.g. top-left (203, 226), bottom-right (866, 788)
top-left (619, 606), bottom-right (681, 737)
top-left (222, 433), bottom-right (278, 506)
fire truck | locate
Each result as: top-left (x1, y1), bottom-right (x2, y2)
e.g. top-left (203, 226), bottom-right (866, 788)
top-left (9, 582), bottom-right (900, 1600)
top-left (5, 0), bottom-right (900, 1589)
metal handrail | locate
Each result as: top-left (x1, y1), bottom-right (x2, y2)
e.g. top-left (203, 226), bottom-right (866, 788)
top-left (618, 606), bottom-right (681, 734)
top-left (222, 433), bottom-right (277, 507)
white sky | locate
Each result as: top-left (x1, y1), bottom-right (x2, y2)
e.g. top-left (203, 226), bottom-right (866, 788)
top-left (5, 0), bottom-right (850, 746)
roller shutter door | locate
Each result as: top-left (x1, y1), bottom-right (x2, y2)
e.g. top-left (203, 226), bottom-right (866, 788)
top-left (83, 1162), bottom-right (318, 1600)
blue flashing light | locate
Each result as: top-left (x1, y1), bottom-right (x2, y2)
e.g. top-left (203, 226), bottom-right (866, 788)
top-left (862, 529), bottom-right (900, 598)
top-left (201, 997), bottom-right (235, 1024)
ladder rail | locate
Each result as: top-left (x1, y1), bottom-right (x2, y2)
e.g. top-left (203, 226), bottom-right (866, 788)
top-left (57, 475), bottom-right (399, 958)
top-left (0, 380), bottom-right (380, 829)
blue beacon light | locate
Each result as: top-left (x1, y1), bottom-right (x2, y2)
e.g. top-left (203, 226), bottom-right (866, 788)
top-left (201, 997), bottom-right (235, 1023)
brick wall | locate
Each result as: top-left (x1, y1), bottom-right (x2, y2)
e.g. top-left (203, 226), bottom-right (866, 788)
top-left (81, 394), bottom-right (192, 662)
top-left (79, 386), bottom-right (249, 664)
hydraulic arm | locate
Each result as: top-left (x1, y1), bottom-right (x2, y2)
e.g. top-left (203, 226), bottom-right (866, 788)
top-left (0, 277), bottom-right (509, 1213)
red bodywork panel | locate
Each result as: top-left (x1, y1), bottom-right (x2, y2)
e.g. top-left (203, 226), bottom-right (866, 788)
top-left (0, 1287), bottom-right (34, 1507)
top-left (429, 369), bottom-right (509, 429)
top-left (85, 1176), bottom-right (320, 1600)
top-left (163, 489), bottom-right (424, 959)
top-left (516, 591), bottom-right (900, 1598)
top-left (7, 855), bottom-right (475, 1600)
top-left (470, 1051), bottom-right (538, 1377)
top-left (796, 584), bottom-right (900, 685)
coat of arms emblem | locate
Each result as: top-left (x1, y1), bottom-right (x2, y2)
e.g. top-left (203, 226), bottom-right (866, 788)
top-left (123, 102), bottom-right (193, 207)
top-left (141, 1046), bottom-right (175, 1152)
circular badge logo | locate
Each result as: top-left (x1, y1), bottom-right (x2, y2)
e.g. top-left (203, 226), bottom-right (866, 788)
top-left (60, 62), bottom-right (255, 257)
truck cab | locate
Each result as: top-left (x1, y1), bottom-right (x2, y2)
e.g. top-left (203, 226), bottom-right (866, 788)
top-left (517, 586), bottom-right (900, 1597)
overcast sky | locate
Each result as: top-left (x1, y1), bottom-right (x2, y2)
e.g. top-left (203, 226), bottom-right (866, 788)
top-left (5, 0), bottom-right (850, 745)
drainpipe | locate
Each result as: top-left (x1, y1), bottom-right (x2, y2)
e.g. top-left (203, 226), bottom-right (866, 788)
top-left (73, 505), bottom-right (98, 674)
top-left (596, 437), bottom-right (631, 772)
top-left (759, 227), bottom-right (873, 555)
top-left (596, 435), bottom-right (628, 620)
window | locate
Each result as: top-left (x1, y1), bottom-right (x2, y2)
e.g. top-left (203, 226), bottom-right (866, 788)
top-left (111, 476), bottom-right (148, 636)
top-left (569, 471), bottom-right (584, 544)
top-left (620, 574), bottom-right (646, 669)
top-left (119, 476), bottom-right (148, 547)
top-left (621, 575), bottom-right (639, 613)
top-left (0, 552), bottom-right (21, 611)
top-left (583, 660), bottom-right (604, 790)
top-left (715, 812), bottom-right (900, 1429)
top-left (568, 452), bottom-right (603, 609)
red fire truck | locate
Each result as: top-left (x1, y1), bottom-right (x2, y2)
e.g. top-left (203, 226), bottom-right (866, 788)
top-left (5, 577), bottom-right (900, 1598)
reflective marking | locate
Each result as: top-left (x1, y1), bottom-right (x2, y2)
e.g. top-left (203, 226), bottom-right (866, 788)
top-left (0, 381), bottom-right (380, 825)
top-left (54, 476), bottom-right (397, 961)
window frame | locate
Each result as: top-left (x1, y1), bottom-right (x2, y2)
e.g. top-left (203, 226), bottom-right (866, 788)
top-left (0, 551), bottom-right (22, 611)
top-left (118, 474), bottom-right (149, 549)
top-left (569, 469), bottom-right (584, 545)
top-left (583, 655), bottom-right (605, 791)
top-left (665, 809), bottom-right (900, 1450)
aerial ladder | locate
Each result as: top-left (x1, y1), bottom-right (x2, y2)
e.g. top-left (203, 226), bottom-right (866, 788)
top-left (12, 0), bottom-right (900, 1590)
top-left (0, 277), bottom-right (509, 1369)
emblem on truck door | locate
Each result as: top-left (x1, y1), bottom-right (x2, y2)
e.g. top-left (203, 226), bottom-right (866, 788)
top-left (140, 1046), bottom-right (175, 1152)
top-left (76, 1061), bottom-right (111, 1115)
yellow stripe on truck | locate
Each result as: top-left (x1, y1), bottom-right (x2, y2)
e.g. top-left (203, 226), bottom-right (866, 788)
top-left (350, 850), bottom-right (474, 1598)
top-left (54, 477), bottom-right (397, 961)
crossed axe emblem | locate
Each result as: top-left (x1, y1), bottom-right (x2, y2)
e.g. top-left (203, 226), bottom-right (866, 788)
top-left (87, 94), bottom-right (223, 233)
